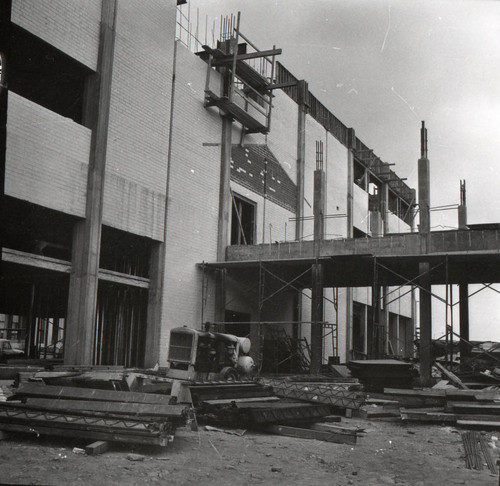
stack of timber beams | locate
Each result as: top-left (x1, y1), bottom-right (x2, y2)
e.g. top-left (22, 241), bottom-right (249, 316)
top-left (383, 386), bottom-right (500, 429)
top-left (1, 383), bottom-right (188, 447)
top-left (189, 381), bottom-right (332, 427)
top-left (187, 380), bottom-right (363, 444)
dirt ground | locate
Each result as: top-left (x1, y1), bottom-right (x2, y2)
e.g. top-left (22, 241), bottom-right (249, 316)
top-left (0, 417), bottom-right (497, 486)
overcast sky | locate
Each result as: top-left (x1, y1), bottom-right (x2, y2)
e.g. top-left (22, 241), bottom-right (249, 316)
top-left (184, 0), bottom-right (500, 341)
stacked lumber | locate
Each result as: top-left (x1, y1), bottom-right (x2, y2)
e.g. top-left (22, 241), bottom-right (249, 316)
top-left (395, 387), bottom-right (500, 429)
top-left (461, 431), bottom-right (498, 473)
top-left (189, 381), bottom-right (332, 427)
top-left (264, 421), bottom-right (364, 445)
top-left (1, 383), bottom-right (188, 447)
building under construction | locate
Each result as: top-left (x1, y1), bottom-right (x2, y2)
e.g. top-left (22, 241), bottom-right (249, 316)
top-left (1, 1), bottom-right (499, 384)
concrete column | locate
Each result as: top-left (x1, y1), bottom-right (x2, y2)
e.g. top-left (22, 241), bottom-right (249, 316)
top-left (65, 0), bottom-right (117, 365)
top-left (295, 80), bottom-right (308, 241)
top-left (345, 128), bottom-right (355, 361)
top-left (311, 263), bottom-right (324, 374)
top-left (419, 262), bottom-right (433, 386)
top-left (381, 183), bottom-right (389, 235)
top-left (458, 180), bottom-right (467, 230)
top-left (310, 163), bottom-right (325, 374)
top-left (214, 40), bottom-right (236, 323)
top-left (418, 121), bottom-right (432, 385)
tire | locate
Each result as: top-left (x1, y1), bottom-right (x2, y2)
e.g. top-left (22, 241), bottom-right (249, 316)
top-left (219, 367), bottom-right (239, 382)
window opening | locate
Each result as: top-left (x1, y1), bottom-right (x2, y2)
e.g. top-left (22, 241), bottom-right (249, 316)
top-left (231, 194), bottom-right (256, 245)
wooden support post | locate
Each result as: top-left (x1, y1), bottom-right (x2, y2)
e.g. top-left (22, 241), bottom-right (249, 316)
top-left (459, 283), bottom-right (470, 358)
top-left (65, 0), bottom-right (117, 365)
top-left (85, 441), bottom-right (109, 456)
top-left (419, 261), bottom-right (432, 386)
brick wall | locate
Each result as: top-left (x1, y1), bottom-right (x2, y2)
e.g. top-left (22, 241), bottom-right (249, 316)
top-left (230, 180), bottom-right (295, 244)
top-left (103, 0), bottom-right (177, 241)
top-left (266, 91), bottom-right (299, 184)
top-left (325, 132), bottom-right (349, 239)
top-left (157, 42), bottom-right (224, 364)
top-left (353, 183), bottom-right (370, 234)
top-left (11, 0), bottom-right (101, 71)
top-left (5, 93), bottom-right (90, 216)
top-left (387, 211), bottom-right (411, 234)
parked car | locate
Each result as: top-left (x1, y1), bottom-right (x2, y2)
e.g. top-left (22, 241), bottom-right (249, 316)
top-left (0, 339), bottom-right (25, 363)
top-left (39, 341), bottom-right (64, 359)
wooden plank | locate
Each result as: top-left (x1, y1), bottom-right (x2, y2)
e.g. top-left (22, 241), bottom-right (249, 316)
top-left (22, 398), bottom-right (185, 417)
top-left (265, 425), bottom-right (357, 445)
top-left (13, 383), bottom-right (173, 405)
top-left (400, 408), bottom-right (457, 423)
top-left (2, 248), bottom-right (71, 273)
top-left (212, 48), bottom-right (282, 65)
top-left (445, 389), bottom-right (500, 401)
top-left (320, 415), bottom-right (342, 423)
top-left (203, 396), bottom-right (280, 405)
top-left (434, 362), bottom-right (468, 389)
top-left (447, 402), bottom-right (500, 415)
top-left (305, 423), bottom-right (362, 436)
top-left (85, 441), bottom-right (109, 455)
top-left (98, 268), bottom-right (150, 289)
top-left (457, 419), bottom-right (500, 428)
top-left (383, 388), bottom-right (446, 398)
top-left (360, 408), bottom-right (400, 419)
top-left (365, 398), bottom-right (400, 407)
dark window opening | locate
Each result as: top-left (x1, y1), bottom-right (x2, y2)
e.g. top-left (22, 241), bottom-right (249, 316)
top-left (352, 301), bottom-right (365, 359)
top-left (1, 196), bottom-right (75, 261)
top-left (353, 227), bottom-right (368, 238)
top-left (388, 190), bottom-right (399, 215)
top-left (0, 265), bottom-right (68, 360)
top-left (231, 194), bottom-right (256, 245)
top-left (224, 310), bottom-right (251, 337)
top-left (100, 226), bottom-right (153, 279)
top-left (354, 159), bottom-right (367, 191)
top-left (1, 23), bottom-right (92, 125)
top-left (387, 190), bottom-right (412, 227)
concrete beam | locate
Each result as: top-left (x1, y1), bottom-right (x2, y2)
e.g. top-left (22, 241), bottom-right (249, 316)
top-left (226, 229), bottom-right (500, 263)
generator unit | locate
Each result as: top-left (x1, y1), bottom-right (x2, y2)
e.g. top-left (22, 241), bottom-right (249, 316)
top-left (167, 326), bottom-right (255, 381)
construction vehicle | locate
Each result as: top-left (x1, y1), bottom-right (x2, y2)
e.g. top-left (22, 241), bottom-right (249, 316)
top-left (167, 326), bottom-right (255, 381)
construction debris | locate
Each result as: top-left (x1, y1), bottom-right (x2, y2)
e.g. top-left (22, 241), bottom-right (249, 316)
top-left (461, 431), bottom-right (498, 474)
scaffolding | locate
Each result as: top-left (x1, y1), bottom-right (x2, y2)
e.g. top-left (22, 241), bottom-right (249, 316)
top-left (196, 13), bottom-right (281, 136)
top-left (200, 260), bottom-right (339, 374)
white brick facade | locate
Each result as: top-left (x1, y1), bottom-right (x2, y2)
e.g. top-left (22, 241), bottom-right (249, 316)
top-left (11, 0), bottom-right (101, 70)
top-left (5, 93), bottom-right (90, 216)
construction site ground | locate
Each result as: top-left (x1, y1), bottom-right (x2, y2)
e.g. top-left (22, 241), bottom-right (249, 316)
top-left (0, 417), bottom-right (495, 485)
